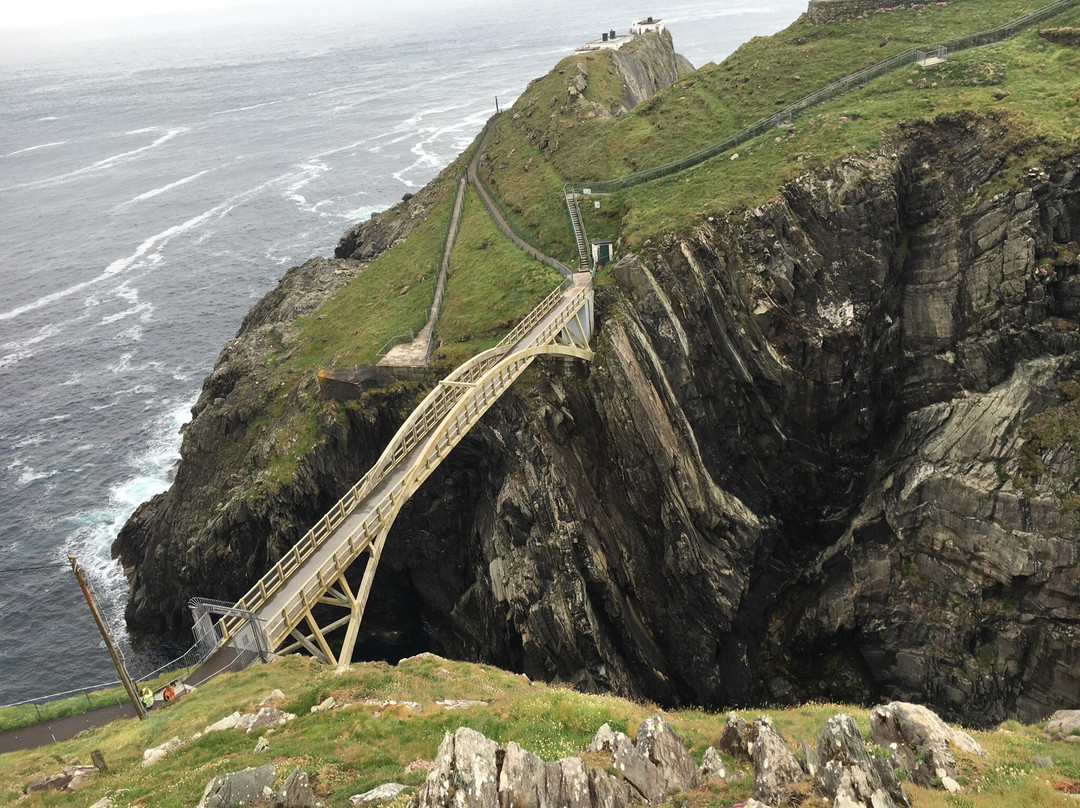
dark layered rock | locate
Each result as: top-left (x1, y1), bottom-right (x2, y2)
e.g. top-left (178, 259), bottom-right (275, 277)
top-left (117, 104), bottom-right (1080, 725)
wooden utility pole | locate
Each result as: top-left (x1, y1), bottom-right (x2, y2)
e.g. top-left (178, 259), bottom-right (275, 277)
top-left (68, 555), bottom-right (147, 720)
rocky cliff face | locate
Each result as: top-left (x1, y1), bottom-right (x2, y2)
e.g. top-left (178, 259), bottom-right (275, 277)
top-left (112, 185), bottom-right (446, 636)
top-left (365, 111), bottom-right (1080, 725)
top-left (116, 104), bottom-right (1080, 724)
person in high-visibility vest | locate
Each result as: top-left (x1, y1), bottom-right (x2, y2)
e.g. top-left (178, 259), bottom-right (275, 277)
top-left (140, 686), bottom-right (154, 710)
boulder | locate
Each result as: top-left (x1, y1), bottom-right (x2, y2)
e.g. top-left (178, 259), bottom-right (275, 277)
top-left (587, 766), bottom-right (633, 808)
top-left (237, 706), bottom-right (297, 732)
top-left (718, 712), bottom-right (752, 759)
top-left (1046, 710), bottom-right (1080, 736)
top-left (350, 783), bottom-right (406, 805)
top-left (700, 746), bottom-right (727, 781)
top-left (269, 769), bottom-right (316, 808)
top-left (66, 766), bottom-right (98, 791)
top-left (1034, 756), bottom-right (1054, 768)
top-left (434, 699), bottom-right (487, 710)
top-left (451, 727), bottom-right (499, 806)
top-left (204, 712), bottom-right (242, 734)
top-left (816, 714), bottom-right (907, 808)
top-left (311, 696), bottom-right (336, 713)
top-left (543, 756), bottom-right (590, 808)
top-left (750, 717), bottom-right (803, 805)
top-left (88, 798), bottom-right (115, 808)
top-left (260, 688), bottom-right (286, 706)
top-left (587, 715), bottom-right (699, 803)
top-left (141, 737), bottom-right (185, 768)
top-left (197, 763), bottom-right (276, 808)
top-left (23, 764), bottom-right (100, 794)
top-left (498, 742), bottom-right (546, 808)
top-left (869, 702), bottom-right (982, 789)
top-left (411, 728), bottom-right (498, 808)
top-left (255, 736), bottom-right (271, 753)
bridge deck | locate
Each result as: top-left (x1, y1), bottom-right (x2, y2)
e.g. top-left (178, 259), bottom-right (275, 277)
top-left (249, 274), bottom-right (591, 647)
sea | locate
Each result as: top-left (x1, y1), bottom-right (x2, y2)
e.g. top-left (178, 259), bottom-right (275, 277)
top-left (0, 0), bottom-right (806, 706)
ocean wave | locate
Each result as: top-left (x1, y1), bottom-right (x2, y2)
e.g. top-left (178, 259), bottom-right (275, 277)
top-left (0, 127), bottom-right (188, 193)
top-left (113, 169), bottom-right (213, 211)
top-left (100, 302), bottom-right (153, 325)
top-left (1, 141), bottom-right (67, 159)
top-left (211, 98), bottom-right (294, 116)
top-left (0, 204), bottom-right (215, 322)
top-left (62, 396), bottom-right (195, 610)
top-left (0, 349), bottom-right (33, 370)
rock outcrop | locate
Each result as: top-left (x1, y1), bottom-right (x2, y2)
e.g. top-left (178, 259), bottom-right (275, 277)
top-left (869, 701), bottom-right (984, 789)
top-left (749, 717), bottom-right (803, 805)
top-left (1047, 710), bottom-right (1080, 736)
top-left (817, 714), bottom-right (907, 808)
top-left (411, 716), bottom-right (696, 808)
top-left (197, 763), bottom-right (275, 808)
top-left (115, 58), bottom-right (1080, 727)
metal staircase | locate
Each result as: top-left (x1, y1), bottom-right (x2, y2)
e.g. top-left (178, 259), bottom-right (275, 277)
top-left (564, 184), bottom-right (592, 271)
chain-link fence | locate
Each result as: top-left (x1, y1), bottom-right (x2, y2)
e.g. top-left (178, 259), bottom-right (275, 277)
top-left (569, 0), bottom-right (1076, 195)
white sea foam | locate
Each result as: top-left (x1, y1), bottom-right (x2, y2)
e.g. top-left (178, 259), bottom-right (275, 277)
top-left (1, 141), bottom-right (67, 158)
top-left (0, 127), bottom-right (188, 192)
top-left (0, 350), bottom-right (33, 369)
top-left (0, 204), bottom-right (214, 322)
top-left (100, 302), bottom-right (153, 325)
top-left (37, 116), bottom-right (59, 121)
top-left (63, 396), bottom-right (195, 604)
top-left (114, 169), bottom-right (213, 211)
top-left (211, 98), bottom-right (293, 116)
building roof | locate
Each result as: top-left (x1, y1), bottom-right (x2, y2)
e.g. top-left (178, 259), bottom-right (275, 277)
top-left (635, 17), bottom-right (662, 24)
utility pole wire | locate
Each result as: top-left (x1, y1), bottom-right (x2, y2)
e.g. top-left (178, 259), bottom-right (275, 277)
top-left (67, 554), bottom-right (147, 720)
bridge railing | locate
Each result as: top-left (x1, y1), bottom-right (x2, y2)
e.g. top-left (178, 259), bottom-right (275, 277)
top-left (566, 0), bottom-right (1077, 196)
top-left (220, 277), bottom-right (577, 642)
top-left (258, 280), bottom-right (592, 648)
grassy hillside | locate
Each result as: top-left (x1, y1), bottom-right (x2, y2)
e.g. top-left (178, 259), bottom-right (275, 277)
top-left (487, 0), bottom-right (1080, 256)
top-left (3, 656), bottom-right (1079, 808)
top-left (586, 22), bottom-right (1080, 250)
top-left (433, 188), bottom-right (563, 365)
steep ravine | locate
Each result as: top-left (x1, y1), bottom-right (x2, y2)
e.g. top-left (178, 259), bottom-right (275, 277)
top-left (116, 110), bottom-right (1080, 725)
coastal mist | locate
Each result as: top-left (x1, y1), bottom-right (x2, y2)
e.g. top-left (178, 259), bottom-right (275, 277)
top-left (0, 0), bottom-right (806, 705)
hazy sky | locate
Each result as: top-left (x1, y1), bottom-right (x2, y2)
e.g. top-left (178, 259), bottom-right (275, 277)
top-left (0, 0), bottom-right (268, 28)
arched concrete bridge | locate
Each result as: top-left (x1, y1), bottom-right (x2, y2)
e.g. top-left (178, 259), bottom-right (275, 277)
top-left (200, 272), bottom-right (594, 667)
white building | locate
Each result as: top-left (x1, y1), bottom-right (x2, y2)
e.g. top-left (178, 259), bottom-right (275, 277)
top-left (631, 16), bottom-right (664, 35)
top-left (576, 28), bottom-right (636, 52)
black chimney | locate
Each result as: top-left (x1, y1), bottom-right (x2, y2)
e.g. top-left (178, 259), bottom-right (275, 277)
top-left (601, 32), bottom-right (608, 41)
top-left (647, 16), bottom-right (654, 23)
top-left (610, 29), bottom-right (616, 39)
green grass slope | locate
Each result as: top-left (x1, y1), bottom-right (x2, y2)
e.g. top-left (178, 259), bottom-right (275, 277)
top-left (487, 0), bottom-right (1080, 255)
top-left (3, 657), bottom-right (1079, 808)
top-left (433, 188), bottom-right (563, 365)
